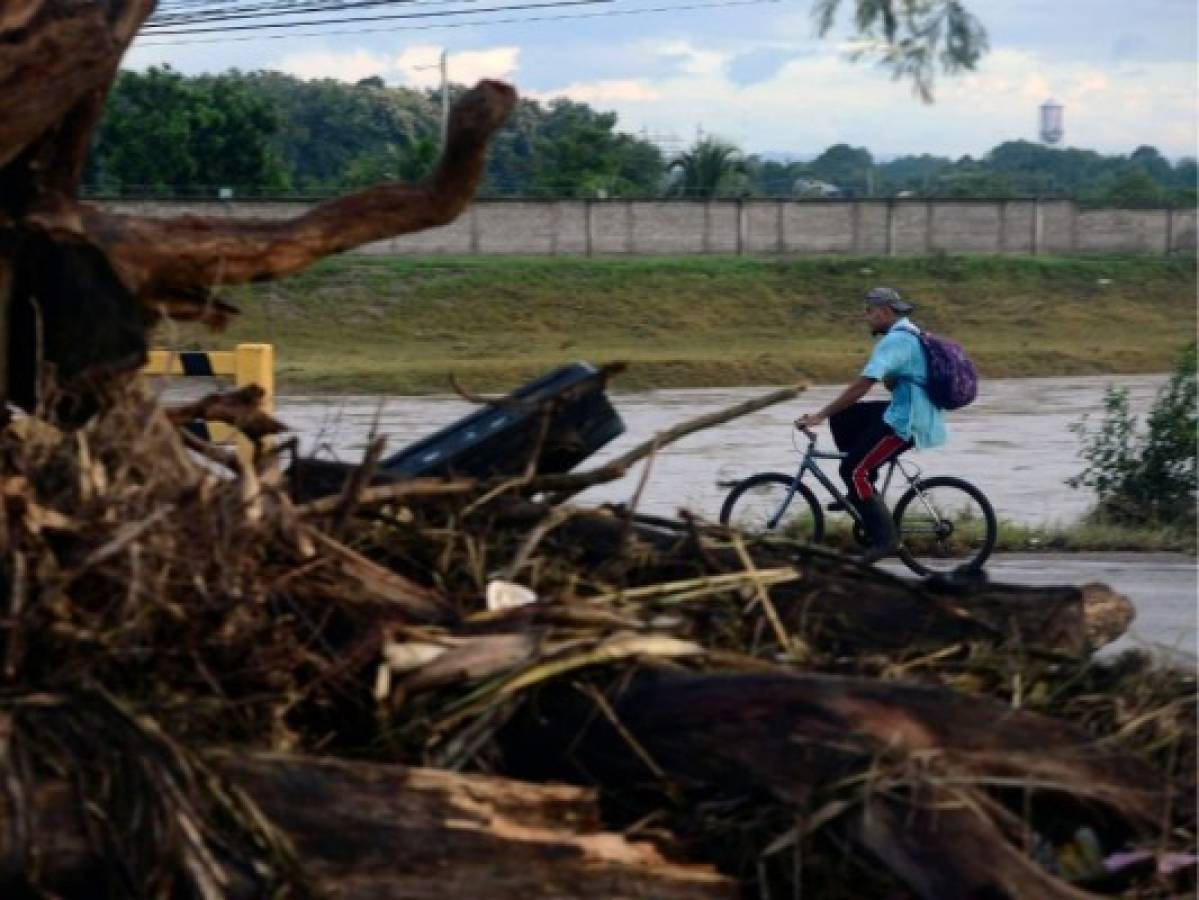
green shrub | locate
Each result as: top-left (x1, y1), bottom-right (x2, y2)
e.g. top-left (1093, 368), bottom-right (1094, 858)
top-left (1069, 344), bottom-right (1197, 528)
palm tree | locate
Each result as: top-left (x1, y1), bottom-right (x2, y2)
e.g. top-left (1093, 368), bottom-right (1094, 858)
top-left (668, 138), bottom-right (746, 199)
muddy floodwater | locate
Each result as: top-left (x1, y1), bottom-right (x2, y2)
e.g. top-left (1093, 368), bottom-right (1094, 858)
top-left (270, 373), bottom-right (1171, 526)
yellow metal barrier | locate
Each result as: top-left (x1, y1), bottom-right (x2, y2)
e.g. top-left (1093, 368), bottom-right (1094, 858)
top-left (144, 344), bottom-right (274, 465)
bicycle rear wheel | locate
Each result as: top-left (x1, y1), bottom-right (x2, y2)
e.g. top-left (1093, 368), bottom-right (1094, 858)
top-left (893, 476), bottom-right (997, 576)
top-left (719, 473), bottom-right (824, 545)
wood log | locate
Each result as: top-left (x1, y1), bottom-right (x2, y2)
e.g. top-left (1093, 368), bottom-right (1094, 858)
top-left (0, 751), bottom-right (734, 898)
top-left (541, 511), bottom-right (1131, 655)
top-left (499, 670), bottom-right (1168, 900)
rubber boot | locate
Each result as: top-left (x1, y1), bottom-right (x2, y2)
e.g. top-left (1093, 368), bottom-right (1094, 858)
top-left (855, 495), bottom-right (899, 565)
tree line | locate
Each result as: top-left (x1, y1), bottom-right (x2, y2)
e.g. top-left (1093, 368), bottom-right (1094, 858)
top-left (85, 66), bottom-right (1197, 208)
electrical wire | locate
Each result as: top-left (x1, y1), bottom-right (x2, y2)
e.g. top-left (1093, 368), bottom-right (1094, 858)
top-left (144, 0), bottom-right (613, 34)
top-left (146, 0), bottom-right (486, 28)
top-left (136, 0), bottom-right (781, 45)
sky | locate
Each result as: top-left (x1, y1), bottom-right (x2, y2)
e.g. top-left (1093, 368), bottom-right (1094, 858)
top-left (126, 0), bottom-right (1199, 159)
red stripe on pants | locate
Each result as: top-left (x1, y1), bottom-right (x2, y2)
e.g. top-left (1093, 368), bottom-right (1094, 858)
top-left (852, 434), bottom-right (906, 500)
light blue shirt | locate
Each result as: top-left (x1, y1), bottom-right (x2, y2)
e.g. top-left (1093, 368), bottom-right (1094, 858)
top-left (861, 318), bottom-right (947, 450)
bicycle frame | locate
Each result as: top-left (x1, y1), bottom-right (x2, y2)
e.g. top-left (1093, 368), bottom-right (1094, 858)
top-left (764, 432), bottom-right (925, 531)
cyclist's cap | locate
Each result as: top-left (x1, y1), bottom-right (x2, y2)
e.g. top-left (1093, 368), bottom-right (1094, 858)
top-left (864, 286), bottom-right (914, 314)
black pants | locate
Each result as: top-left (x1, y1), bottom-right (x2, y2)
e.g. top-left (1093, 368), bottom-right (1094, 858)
top-left (829, 402), bottom-right (913, 502)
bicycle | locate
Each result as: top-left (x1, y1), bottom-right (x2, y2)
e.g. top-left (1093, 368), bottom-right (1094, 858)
top-left (718, 426), bottom-right (997, 576)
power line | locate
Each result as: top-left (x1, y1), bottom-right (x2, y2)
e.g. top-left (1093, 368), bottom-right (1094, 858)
top-left (136, 0), bottom-right (781, 45)
top-left (144, 0), bottom-right (612, 34)
top-left (148, 0), bottom-right (468, 28)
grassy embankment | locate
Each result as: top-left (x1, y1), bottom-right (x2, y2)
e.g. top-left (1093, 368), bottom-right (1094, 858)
top-left (167, 253), bottom-right (1198, 394)
top-left (813, 516), bottom-right (1196, 554)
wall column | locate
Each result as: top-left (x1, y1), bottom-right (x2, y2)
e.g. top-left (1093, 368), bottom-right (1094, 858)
top-left (736, 199), bottom-right (746, 256)
top-left (583, 199), bottom-right (594, 257)
top-left (469, 204), bottom-right (481, 254)
top-left (885, 199), bottom-right (896, 257)
top-left (1031, 199), bottom-right (1043, 256)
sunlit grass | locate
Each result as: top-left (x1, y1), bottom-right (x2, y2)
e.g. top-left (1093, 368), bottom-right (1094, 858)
top-left (161, 254), bottom-right (1196, 394)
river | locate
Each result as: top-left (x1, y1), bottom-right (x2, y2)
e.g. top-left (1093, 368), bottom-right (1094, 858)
top-left (269, 373), bottom-right (1170, 526)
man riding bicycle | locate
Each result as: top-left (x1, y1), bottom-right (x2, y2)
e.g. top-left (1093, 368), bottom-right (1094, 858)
top-left (794, 287), bottom-right (946, 564)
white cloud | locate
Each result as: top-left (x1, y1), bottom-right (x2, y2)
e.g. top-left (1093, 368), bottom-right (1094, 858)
top-left (277, 49), bottom-right (393, 83)
top-left (127, 0), bottom-right (1196, 158)
top-left (653, 39), bottom-right (730, 77)
top-left (529, 79), bottom-right (662, 104)
top-left (530, 42), bottom-right (1196, 157)
top-left (276, 45), bottom-right (519, 87)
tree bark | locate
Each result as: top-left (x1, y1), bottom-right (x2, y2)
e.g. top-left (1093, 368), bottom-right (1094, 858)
top-left (0, 751), bottom-right (734, 898)
top-left (500, 670), bottom-right (1167, 900)
top-left (0, 2), bottom-right (515, 414)
top-left (40, 79), bottom-right (515, 305)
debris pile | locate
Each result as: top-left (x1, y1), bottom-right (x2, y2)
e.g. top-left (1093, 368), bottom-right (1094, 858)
top-left (0, 384), bottom-right (1193, 898)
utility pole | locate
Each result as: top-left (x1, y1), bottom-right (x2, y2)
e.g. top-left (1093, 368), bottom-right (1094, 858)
top-left (416, 50), bottom-right (451, 148)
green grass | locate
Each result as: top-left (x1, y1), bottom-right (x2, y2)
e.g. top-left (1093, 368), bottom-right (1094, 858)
top-left (990, 519), bottom-right (1196, 553)
top-left (161, 254), bottom-right (1198, 394)
top-left (787, 515), bottom-right (1196, 554)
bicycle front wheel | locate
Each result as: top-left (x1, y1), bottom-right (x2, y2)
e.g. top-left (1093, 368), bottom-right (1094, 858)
top-left (893, 476), bottom-right (997, 576)
top-left (719, 473), bottom-right (824, 545)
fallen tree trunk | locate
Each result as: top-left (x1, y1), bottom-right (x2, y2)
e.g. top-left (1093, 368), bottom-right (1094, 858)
top-left (515, 509), bottom-right (1135, 656)
top-left (497, 669), bottom-right (1169, 899)
top-left (0, 751), bottom-right (734, 899)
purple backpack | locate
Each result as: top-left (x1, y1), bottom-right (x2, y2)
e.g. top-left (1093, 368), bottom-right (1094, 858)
top-left (901, 327), bottom-right (978, 410)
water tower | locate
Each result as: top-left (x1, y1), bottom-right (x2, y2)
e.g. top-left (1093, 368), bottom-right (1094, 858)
top-left (1039, 98), bottom-right (1064, 144)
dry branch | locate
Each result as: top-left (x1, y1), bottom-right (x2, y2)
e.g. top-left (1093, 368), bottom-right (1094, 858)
top-left (539, 383), bottom-right (805, 500)
top-left (164, 384), bottom-right (286, 442)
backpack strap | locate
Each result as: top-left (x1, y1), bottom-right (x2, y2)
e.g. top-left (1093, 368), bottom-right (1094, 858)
top-left (889, 322), bottom-right (928, 387)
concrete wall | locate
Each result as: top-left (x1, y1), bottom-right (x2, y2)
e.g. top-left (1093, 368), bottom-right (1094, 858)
top-left (102, 199), bottom-right (1198, 257)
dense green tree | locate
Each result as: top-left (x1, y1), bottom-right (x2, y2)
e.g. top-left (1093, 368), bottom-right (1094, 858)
top-left (668, 138), bottom-right (747, 198)
top-left (190, 75), bottom-right (289, 191)
top-left (521, 100), bottom-right (664, 198)
top-left (876, 154), bottom-right (952, 194)
top-left (86, 65), bottom-right (1191, 207)
top-left (86, 66), bottom-right (287, 195)
top-left (1130, 145), bottom-right (1172, 183)
top-left (745, 158), bottom-right (804, 196)
top-left (472, 94), bottom-right (664, 197)
top-left (240, 71), bottom-right (433, 192)
top-left (805, 143), bottom-right (876, 196)
top-left (1093, 168), bottom-right (1168, 208)
top-left (344, 136), bottom-right (440, 188)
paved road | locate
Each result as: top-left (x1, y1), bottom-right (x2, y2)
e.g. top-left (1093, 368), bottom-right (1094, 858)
top-left (886, 553), bottom-right (1196, 664)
